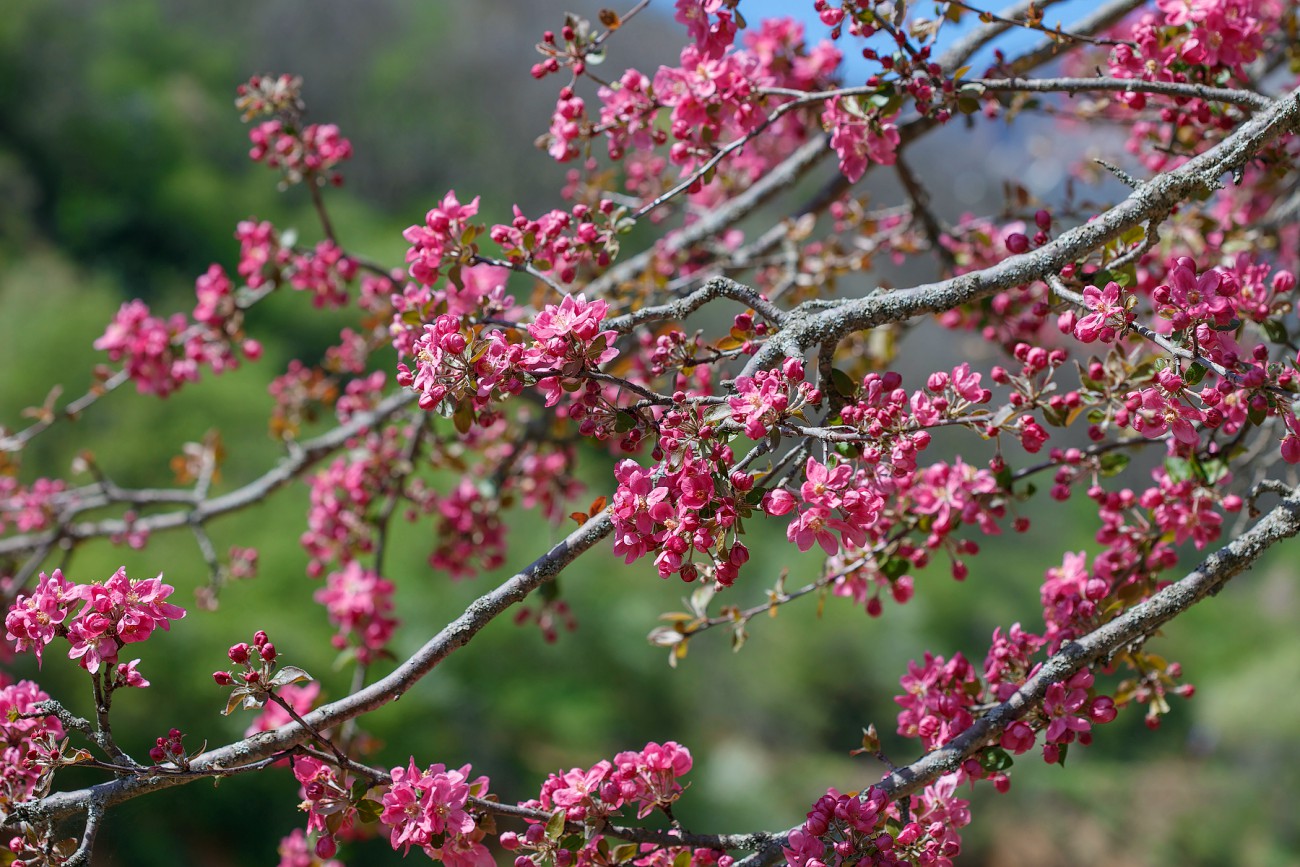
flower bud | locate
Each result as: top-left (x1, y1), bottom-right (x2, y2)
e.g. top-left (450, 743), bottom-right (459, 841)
top-left (315, 834), bottom-right (337, 859)
top-left (213, 671), bottom-right (233, 685)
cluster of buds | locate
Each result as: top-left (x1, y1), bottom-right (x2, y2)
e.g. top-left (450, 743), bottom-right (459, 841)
top-left (234, 73), bottom-right (304, 122)
top-left (148, 727), bottom-right (201, 770)
top-left (213, 630), bottom-right (313, 716)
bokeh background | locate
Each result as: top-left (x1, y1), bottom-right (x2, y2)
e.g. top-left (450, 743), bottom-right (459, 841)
top-left (1, 1), bottom-right (1298, 864)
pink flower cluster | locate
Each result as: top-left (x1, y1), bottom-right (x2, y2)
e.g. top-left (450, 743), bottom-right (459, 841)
top-left (675, 0), bottom-right (738, 58)
top-left (764, 457), bottom-right (883, 555)
top-left (0, 476), bottom-right (67, 535)
top-left (293, 755), bottom-right (356, 860)
top-left (895, 652), bottom-right (978, 752)
top-left (236, 220), bottom-right (359, 308)
top-left (397, 314), bottom-right (524, 418)
top-left (301, 426), bottom-right (412, 575)
top-left (403, 191), bottom-right (482, 286)
top-left (5, 567), bottom-right (184, 675)
top-left (1038, 669), bottom-right (1117, 764)
top-left (427, 478), bottom-right (507, 580)
top-left (823, 96), bottom-right (901, 182)
top-left (524, 741), bottom-right (693, 825)
top-left (889, 623), bottom-right (1123, 782)
top-left (1037, 465), bottom-right (1235, 648)
top-left (248, 120), bottom-right (352, 185)
top-left (398, 291), bottom-right (623, 437)
top-left (611, 447), bottom-right (750, 586)
top-left (522, 293), bottom-right (620, 406)
top-left (289, 241), bottom-right (359, 308)
top-left (1110, 0), bottom-right (1278, 89)
top-left (516, 445), bottom-right (584, 524)
top-left (489, 201), bottom-right (618, 284)
top-left (0, 680), bottom-right (64, 804)
top-left (546, 15), bottom-right (839, 208)
top-left (1097, 0), bottom-right (1286, 170)
top-left (314, 562), bottom-right (399, 663)
top-left (380, 758), bottom-right (492, 867)
top-left (785, 778), bottom-right (970, 867)
top-left (729, 358), bottom-right (821, 439)
top-left (96, 265), bottom-right (259, 396)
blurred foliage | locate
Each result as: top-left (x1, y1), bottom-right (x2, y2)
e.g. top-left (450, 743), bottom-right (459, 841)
top-left (0, 1), bottom-right (1297, 865)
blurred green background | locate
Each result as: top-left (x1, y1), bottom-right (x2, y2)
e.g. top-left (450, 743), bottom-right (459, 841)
top-left (1, 1), bottom-right (1298, 865)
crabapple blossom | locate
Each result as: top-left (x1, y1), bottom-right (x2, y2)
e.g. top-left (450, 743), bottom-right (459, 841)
top-left (7, 2), bottom-right (1300, 864)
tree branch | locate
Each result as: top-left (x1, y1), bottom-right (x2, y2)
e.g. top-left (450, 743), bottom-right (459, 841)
top-left (0, 390), bottom-right (418, 558)
top-left (7, 508), bottom-right (614, 828)
top-left (737, 482), bottom-right (1300, 867)
top-left (742, 86), bottom-right (1300, 377)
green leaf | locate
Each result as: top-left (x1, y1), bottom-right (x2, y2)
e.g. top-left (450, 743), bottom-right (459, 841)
top-left (979, 747), bottom-right (1014, 772)
top-left (614, 410), bottom-right (637, 432)
top-left (1261, 318), bottom-right (1289, 343)
top-left (831, 367), bottom-right (858, 399)
top-left (1098, 452), bottom-right (1130, 476)
top-left (453, 402), bottom-right (474, 435)
top-left (355, 799), bottom-right (384, 824)
top-left (1164, 456), bottom-right (1194, 483)
top-left (1183, 361), bottom-right (1207, 387)
top-left (882, 556), bottom-right (909, 580)
top-left (611, 843), bottom-right (640, 864)
top-left (546, 808), bottom-right (567, 841)
top-left (222, 687), bottom-right (261, 716)
top-left (269, 665), bottom-right (313, 688)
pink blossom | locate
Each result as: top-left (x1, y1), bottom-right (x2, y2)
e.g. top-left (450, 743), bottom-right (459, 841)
top-left (379, 759), bottom-right (486, 857)
top-left (314, 563), bottom-right (398, 663)
top-left (5, 569), bottom-right (79, 664)
top-left (1130, 387), bottom-right (1203, 445)
top-left (823, 97), bottom-right (900, 182)
top-left (403, 191), bottom-right (481, 285)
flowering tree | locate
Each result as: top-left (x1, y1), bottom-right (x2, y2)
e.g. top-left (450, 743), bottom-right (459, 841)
top-left (3, 0), bottom-right (1300, 864)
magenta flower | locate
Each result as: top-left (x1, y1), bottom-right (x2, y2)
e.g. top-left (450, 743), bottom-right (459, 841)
top-left (823, 96), bottom-right (900, 182)
top-left (1131, 387), bottom-right (1203, 445)
top-left (1073, 281), bottom-right (1130, 343)
top-left (380, 759), bottom-right (485, 857)
top-left (5, 569), bottom-right (79, 664)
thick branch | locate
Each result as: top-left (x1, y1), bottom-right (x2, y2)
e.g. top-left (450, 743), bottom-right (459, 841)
top-left (605, 275), bottom-right (787, 333)
top-left (8, 508), bottom-right (614, 828)
top-left (971, 76), bottom-right (1272, 111)
top-left (743, 86), bottom-right (1300, 376)
top-left (737, 483), bottom-right (1300, 867)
